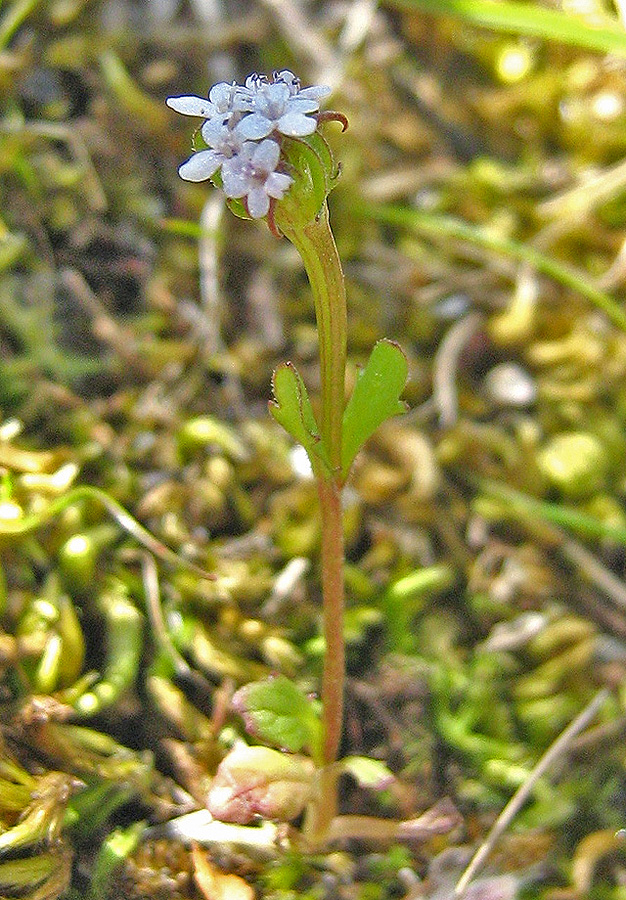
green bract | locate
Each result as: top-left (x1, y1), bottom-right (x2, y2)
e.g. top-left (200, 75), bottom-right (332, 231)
top-left (273, 132), bottom-right (340, 234)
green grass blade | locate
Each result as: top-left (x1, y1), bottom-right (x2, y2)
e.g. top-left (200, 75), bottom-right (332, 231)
top-left (478, 478), bottom-right (626, 544)
top-left (359, 203), bottom-right (626, 332)
top-left (384, 0), bottom-right (626, 58)
top-left (0, 0), bottom-right (44, 50)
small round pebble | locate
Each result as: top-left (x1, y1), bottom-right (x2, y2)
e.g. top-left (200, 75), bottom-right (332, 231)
top-left (483, 362), bottom-right (537, 407)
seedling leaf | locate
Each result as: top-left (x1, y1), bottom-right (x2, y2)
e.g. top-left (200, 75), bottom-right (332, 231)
top-left (233, 676), bottom-right (323, 761)
top-left (269, 363), bottom-right (331, 471)
top-left (206, 744), bottom-right (315, 824)
top-left (341, 339), bottom-right (408, 478)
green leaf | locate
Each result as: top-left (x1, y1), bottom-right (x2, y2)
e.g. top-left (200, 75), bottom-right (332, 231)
top-left (341, 756), bottom-right (395, 790)
top-left (341, 339), bottom-right (408, 478)
top-left (232, 676), bottom-right (323, 762)
top-left (269, 363), bottom-right (331, 471)
top-left (224, 195), bottom-right (253, 222)
top-left (207, 744), bottom-right (316, 824)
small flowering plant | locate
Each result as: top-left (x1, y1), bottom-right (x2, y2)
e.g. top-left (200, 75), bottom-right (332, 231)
top-left (168, 72), bottom-right (412, 846)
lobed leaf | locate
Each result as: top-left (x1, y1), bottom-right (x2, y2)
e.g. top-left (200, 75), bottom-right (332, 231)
top-left (341, 339), bottom-right (408, 479)
top-left (269, 363), bottom-right (331, 472)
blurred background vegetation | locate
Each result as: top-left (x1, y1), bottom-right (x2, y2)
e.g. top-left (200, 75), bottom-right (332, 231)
top-left (3, 0), bottom-right (626, 897)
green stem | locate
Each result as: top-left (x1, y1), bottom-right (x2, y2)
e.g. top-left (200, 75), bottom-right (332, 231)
top-left (301, 474), bottom-right (344, 843)
top-left (280, 202), bottom-right (348, 838)
top-left (281, 202), bottom-right (347, 472)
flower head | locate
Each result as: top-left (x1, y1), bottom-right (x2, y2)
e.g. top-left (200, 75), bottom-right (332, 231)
top-left (167, 70), bottom-right (332, 219)
top-left (221, 139), bottom-right (293, 219)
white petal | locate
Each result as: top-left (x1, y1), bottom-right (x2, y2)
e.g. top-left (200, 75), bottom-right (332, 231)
top-left (201, 120), bottom-right (241, 153)
top-left (286, 97), bottom-right (320, 114)
top-left (167, 95), bottom-right (213, 117)
top-left (178, 150), bottom-right (221, 181)
top-left (221, 167), bottom-right (251, 198)
top-left (236, 142), bottom-right (257, 162)
top-left (252, 138), bottom-right (280, 171)
top-left (277, 112), bottom-right (317, 137)
top-left (208, 82), bottom-right (234, 109)
top-left (265, 172), bottom-right (292, 199)
top-left (265, 82), bottom-right (290, 105)
top-left (235, 113), bottom-right (274, 140)
top-left (201, 119), bottom-right (224, 145)
top-left (246, 187), bottom-right (270, 218)
top-left (274, 71), bottom-right (300, 95)
top-left (274, 70), bottom-right (298, 85)
top-left (299, 85), bottom-right (331, 101)
top-left (245, 73), bottom-right (267, 92)
top-left (232, 91), bottom-right (254, 112)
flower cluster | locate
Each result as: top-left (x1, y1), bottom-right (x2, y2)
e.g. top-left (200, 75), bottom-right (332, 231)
top-left (167, 71), bottom-right (331, 219)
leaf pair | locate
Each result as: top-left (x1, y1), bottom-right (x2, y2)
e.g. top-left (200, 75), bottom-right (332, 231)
top-left (269, 339), bottom-right (408, 481)
top-left (231, 676), bottom-right (395, 788)
top-left (209, 675), bottom-right (396, 824)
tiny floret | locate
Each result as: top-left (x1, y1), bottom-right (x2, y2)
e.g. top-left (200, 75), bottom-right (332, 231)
top-left (236, 81), bottom-right (321, 140)
top-left (221, 139), bottom-right (293, 219)
top-left (167, 70), bottom-right (330, 218)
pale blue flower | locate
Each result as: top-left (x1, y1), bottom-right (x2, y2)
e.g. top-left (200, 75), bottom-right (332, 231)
top-left (178, 121), bottom-right (246, 182)
top-left (166, 81), bottom-right (241, 122)
top-left (221, 139), bottom-right (293, 218)
top-left (235, 81), bottom-right (322, 140)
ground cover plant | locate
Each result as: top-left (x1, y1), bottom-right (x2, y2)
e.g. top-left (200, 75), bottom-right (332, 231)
top-left (2, 1), bottom-right (626, 898)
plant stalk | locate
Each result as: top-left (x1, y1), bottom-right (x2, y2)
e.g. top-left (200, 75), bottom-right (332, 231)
top-left (280, 202), bottom-right (347, 837)
top-left (282, 203), bottom-right (347, 471)
top-left (317, 475), bottom-right (345, 768)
